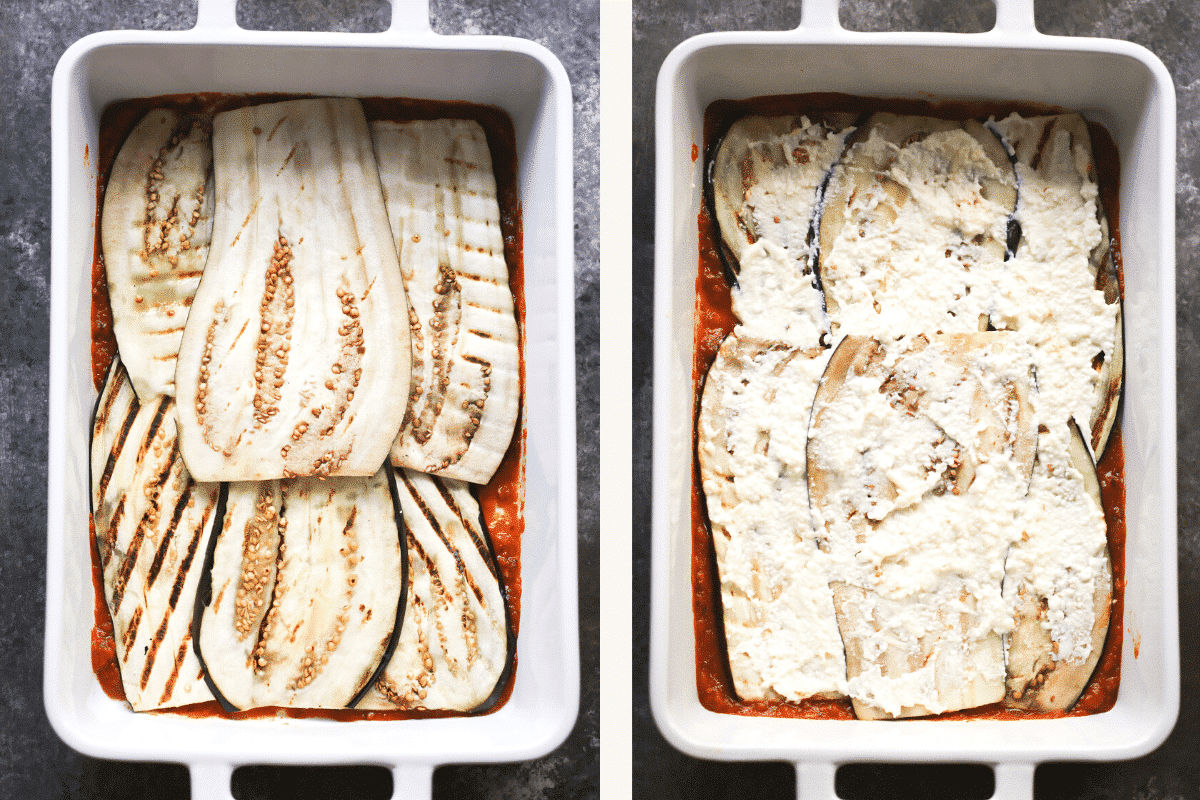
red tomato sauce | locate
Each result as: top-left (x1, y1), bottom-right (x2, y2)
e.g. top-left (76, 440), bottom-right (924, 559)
top-left (90, 94), bottom-right (524, 719)
top-left (691, 93), bottom-right (1125, 721)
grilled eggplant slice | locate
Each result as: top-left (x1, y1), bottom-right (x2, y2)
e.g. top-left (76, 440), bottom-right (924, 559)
top-left (194, 466), bottom-right (405, 710)
top-left (371, 119), bottom-right (520, 485)
top-left (807, 334), bottom-right (1036, 719)
top-left (696, 332), bottom-right (844, 702)
top-left (91, 358), bottom-right (220, 710)
top-left (710, 113), bottom-right (857, 270)
top-left (816, 113), bottom-right (1017, 337)
top-left (1003, 421), bottom-right (1112, 711)
top-left (989, 113), bottom-right (1123, 459)
top-left (100, 109), bottom-right (214, 402)
top-left (360, 468), bottom-right (512, 712)
top-left (174, 97), bottom-right (411, 482)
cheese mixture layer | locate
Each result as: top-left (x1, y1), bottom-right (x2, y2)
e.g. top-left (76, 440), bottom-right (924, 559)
top-left (698, 333), bottom-right (842, 701)
top-left (819, 118), bottom-right (1015, 338)
top-left (700, 109), bottom-right (1118, 718)
top-left (808, 335), bottom-right (1036, 718)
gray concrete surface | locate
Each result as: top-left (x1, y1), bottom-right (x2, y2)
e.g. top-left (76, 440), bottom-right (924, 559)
top-left (0, 0), bottom-right (598, 797)
top-left (633, 0), bottom-right (1200, 797)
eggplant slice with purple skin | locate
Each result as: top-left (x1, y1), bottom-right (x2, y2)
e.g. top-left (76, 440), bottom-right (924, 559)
top-left (359, 467), bottom-right (513, 713)
top-left (173, 97), bottom-right (412, 483)
top-left (815, 113), bottom-right (1017, 337)
top-left (696, 332), bottom-right (845, 703)
top-left (371, 119), bottom-right (521, 487)
top-left (1003, 420), bottom-right (1112, 712)
top-left (100, 108), bottom-right (214, 403)
top-left (91, 358), bottom-right (220, 710)
top-left (193, 466), bottom-right (406, 711)
top-left (806, 333), bottom-right (1037, 719)
top-left (988, 113), bottom-right (1124, 460)
top-left (707, 112), bottom-right (859, 291)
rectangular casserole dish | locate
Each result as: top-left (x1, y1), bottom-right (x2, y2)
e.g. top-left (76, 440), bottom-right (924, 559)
top-left (649, 0), bottom-right (1178, 797)
top-left (45, 2), bottom-right (578, 798)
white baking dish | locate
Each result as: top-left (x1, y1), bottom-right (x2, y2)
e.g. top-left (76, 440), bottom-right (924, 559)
top-left (46, 1), bottom-right (578, 798)
top-left (650, 0), bottom-right (1177, 797)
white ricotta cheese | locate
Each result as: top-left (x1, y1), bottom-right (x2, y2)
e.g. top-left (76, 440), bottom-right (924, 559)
top-left (820, 126), bottom-right (1013, 339)
top-left (698, 333), bottom-right (845, 701)
top-left (742, 118), bottom-right (853, 263)
top-left (808, 335), bottom-right (1035, 717)
top-left (988, 114), bottom-right (1115, 671)
top-left (732, 239), bottom-right (829, 346)
top-left (701, 110), bottom-right (1118, 716)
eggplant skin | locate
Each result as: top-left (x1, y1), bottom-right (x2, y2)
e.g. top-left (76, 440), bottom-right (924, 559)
top-left (358, 468), bottom-right (513, 713)
top-left (174, 97), bottom-right (411, 483)
top-left (91, 358), bottom-right (220, 710)
top-left (193, 465), bottom-right (406, 710)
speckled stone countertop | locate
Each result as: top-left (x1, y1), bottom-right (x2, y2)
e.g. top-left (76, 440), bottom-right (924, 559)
top-left (0, 1), bottom-right (597, 798)
top-left (634, 0), bottom-right (1199, 797)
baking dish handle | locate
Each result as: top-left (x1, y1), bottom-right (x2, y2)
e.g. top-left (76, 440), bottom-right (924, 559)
top-left (193, 0), bottom-right (238, 31)
top-left (191, 0), bottom-right (436, 34)
top-left (187, 762), bottom-right (434, 799)
top-left (189, 762), bottom-right (237, 800)
top-left (991, 761), bottom-right (1036, 800)
top-left (990, 0), bottom-right (1038, 37)
top-left (387, 0), bottom-right (434, 34)
top-left (798, 0), bottom-right (1039, 36)
top-left (795, 761), bottom-right (1036, 799)
top-left (391, 763), bottom-right (435, 799)
top-left (796, 761), bottom-right (838, 798)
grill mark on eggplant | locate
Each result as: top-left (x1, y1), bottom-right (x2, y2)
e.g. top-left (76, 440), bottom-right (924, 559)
top-left (141, 606), bottom-right (172, 690)
top-left (160, 636), bottom-right (192, 705)
top-left (134, 269), bottom-right (205, 285)
top-left (121, 605), bottom-right (143, 661)
top-left (168, 505), bottom-right (208, 611)
top-left (398, 471), bottom-right (486, 607)
top-left (99, 499), bottom-right (126, 569)
top-left (436, 479), bottom-right (498, 581)
top-left (137, 487), bottom-right (209, 693)
top-left (408, 532), bottom-right (436, 577)
top-left (94, 361), bottom-right (133, 432)
top-left (146, 474), bottom-right (193, 589)
top-left (456, 272), bottom-right (506, 287)
top-left (110, 521), bottom-right (147, 614)
top-left (113, 427), bottom-right (176, 603)
top-left (95, 389), bottom-right (141, 507)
